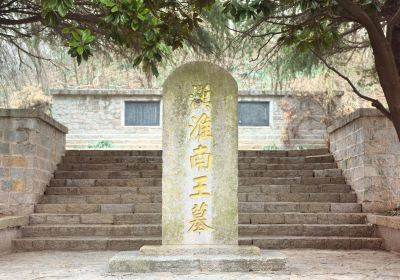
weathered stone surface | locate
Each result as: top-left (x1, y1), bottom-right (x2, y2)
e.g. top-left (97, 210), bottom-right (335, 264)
top-left (0, 109), bottom-right (66, 216)
top-left (0, 216), bottom-right (28, 230)
top-left (108, 250), bottom-right (286, 273)
top-left (328, 108), bottom-right (400, 212)
top-left (162, 62), bottom-right (238, 245)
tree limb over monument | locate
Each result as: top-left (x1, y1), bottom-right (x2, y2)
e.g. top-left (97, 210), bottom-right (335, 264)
top-left (2, 0), bottom-right (400, 140)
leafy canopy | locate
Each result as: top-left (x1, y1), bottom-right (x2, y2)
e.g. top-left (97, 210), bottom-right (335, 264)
top-left (38, 0), bottom-right (215, 75)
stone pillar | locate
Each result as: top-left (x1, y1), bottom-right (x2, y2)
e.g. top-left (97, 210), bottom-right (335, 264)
top-left (108, 62), bottom-right (286, 273)
top-left (162, 61), bottom-right (238, 246)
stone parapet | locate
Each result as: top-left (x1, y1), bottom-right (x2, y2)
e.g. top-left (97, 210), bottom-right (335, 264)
top-left (0, 109), bottom-right (67, 215)
top-left (50, 88), bottom-right (162, 97)
top-left (51, 88), bottom-right (343, 97)
top-left (328, 108), bottom-right (400, 212)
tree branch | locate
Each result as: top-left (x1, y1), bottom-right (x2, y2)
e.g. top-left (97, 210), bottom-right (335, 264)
top-left (7, 39), bottom-right (51, 61)
top-left (0, 15), bottom-right (41, 25)
top-left (387, 6), bottom-right (400, 42)
top-left (311, 49), bottom-right (392, 121)
top-left (336, 0), bottom-right (385, 39)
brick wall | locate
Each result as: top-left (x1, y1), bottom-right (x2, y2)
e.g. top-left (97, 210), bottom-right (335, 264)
top-left (51, 89), bottom-right (329, 150)
top-left (328, 108), bottom-right (400, 212)
top-left (0, 109), bottom-right (67, 215)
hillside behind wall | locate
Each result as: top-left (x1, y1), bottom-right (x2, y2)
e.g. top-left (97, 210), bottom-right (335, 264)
top-left (51, 89), bottom-right (329, 150)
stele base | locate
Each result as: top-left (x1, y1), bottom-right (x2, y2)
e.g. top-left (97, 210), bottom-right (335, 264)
top-left (108, 245), bottom-right (287, 273)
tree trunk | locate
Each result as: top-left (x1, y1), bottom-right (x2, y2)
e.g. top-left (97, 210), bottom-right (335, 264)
top-left (337, 0), bottom-right (400, 140)
top-left (369, 34), bottom-right (400, 140)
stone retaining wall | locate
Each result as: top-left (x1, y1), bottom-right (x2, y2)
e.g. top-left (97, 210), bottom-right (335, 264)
top-left (368, 215), bottom-right (400, 253)
top-left (328, 108), bottom-right (400, 212)
top-left (51, 89), bottom-right (329, 150)
top-left (0, 216), bottom-right (28, 253)
top-left (0, 109), bottom-right (67, 215)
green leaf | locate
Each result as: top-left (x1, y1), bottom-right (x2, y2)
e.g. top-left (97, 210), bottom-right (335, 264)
top-left (100, 0), bottom-right (115, 7)
top-left (77, 55), bottom-right (82, 65)
top-left (67, 41), bottom-right (80, 47)
top-left (131, 20), bottom-right (138, 31)
top-left (76, 46), bottom-right (84, 55)
top-left (137, 12), bottom-right (147, 21)
top-left (132, 56), bottom-right (142, 67)
top-left (150, 63), bottom-right (159, 77)
top-left (71, 31), bottom-right (80, 41)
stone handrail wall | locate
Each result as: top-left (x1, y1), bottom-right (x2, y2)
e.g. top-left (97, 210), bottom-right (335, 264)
top-left (328, 108), bottom-right (400, 212)
top-left (0, 109), bottom-right (67, 215)
top-left (367, 215), bottom-right (400, 253)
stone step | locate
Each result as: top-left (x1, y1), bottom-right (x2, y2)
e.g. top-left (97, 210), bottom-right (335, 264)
top-left (41, 192), bottom-right (356, 204)
top-left (246, 236), bottom-right (382, 250)
top-left (53, 169), bottom-right (344, 179)
top-left (13, 236), bottom-right (161, 251)
top-left (240, 213), bottom-right (367, 224)
top-left (45, 186), bottom-right (163, 195)
top-left (68, 144), bottom-right (163, 150)
top-left (35, 202), bottom-right (362, 214)
top-left (12, 236), bottom-right (381, 251)
top-left (250, 162), bottom-right (338, 170)
top-left (21, 224), bottom-right (374, 238)
top-left (48, 177), bottom-right (346, 187)
top-left (30, 213), bottom-right (162, 225)
top-left (44, 184), bottom-right (352, 195)
top-left (239, 202), bottom-right (362, 213)
top-left (53, 170), bottom-right (161, 179)
top-left (239, 224), bottom-right (374, 237)
top-left (41, 194), bottom-right (162, 204)
top-left (58, 163), bottom-right (162, 171)
top-left (30, 212), bottom-right (367, 225)
top-left (239, 184), bottom-right (352, 194)
top-left (64, 148), bottom-right (329, 158)
top-left (62, 156), bottom-right (163, 164)
top-left (21, 224), bottom-right (161, 237)
top-left (239, 177), bottom-right (346, 186)
top-left (66, 150), bottom-right (163, 157)
top-left (240, 193), bottom-right (356, 203)
top-left (57, 162), bottom-right (337, 171)
top-left (35, 203), bottom-right (161, 214)
top-left (49, 178), bottom-right (162, 187)
top-left (61, 155), bottom-right (334, 164)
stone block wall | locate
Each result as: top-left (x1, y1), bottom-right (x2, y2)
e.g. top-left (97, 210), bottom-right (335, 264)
top-left (0, 109), bottom-right (67, 215)
top-left (51, 89), bottom-right (328, 150)
top-left (328, 108), bottom-right (400, 212)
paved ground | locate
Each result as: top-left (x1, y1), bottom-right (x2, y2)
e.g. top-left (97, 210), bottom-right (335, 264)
top-left (0, 250), bottom-right (399, 279)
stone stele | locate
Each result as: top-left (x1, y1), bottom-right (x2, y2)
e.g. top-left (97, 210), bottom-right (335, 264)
top-left (108, 61), bottom-right (286, 273)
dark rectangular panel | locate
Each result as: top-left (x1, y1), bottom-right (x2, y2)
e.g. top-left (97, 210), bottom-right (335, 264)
top-left (238, 102), bottom-right (270, 126)
top-left (125, 101), bottom-right (160, 126)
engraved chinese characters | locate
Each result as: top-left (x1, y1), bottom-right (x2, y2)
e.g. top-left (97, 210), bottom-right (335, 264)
top-left (188, 85), bottom-right (213, 233)
top-left (162, 61), bottom-right (238, 246)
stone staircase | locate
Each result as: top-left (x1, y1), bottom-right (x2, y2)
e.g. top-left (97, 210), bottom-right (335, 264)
top-left (13, 149), bottom-right (382, 251)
